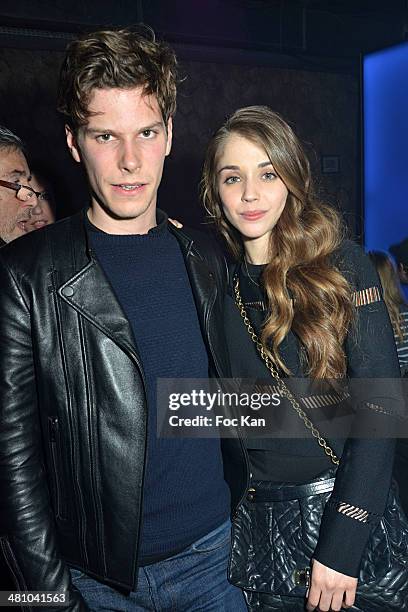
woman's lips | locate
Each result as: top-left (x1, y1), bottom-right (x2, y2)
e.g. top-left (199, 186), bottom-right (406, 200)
top-left (240, 210), bottom-right (266, 221)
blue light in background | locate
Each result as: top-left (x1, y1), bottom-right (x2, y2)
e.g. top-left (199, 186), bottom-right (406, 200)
top-left (364, 41), bottom-right (408, 254)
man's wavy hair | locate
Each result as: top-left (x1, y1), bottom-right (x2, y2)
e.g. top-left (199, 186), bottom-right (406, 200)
top-left (57, 27), bottom-right (178, 131)
top-left (202, 106), bottom-right (354, 379)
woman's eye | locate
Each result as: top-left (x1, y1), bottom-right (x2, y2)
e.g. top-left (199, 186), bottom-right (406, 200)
top-left (263, 171), bottom-right (277, 181)
top-left (96, 134), bottom-right (113, 143)
top-left (225, 176), bottom-right (240, 184)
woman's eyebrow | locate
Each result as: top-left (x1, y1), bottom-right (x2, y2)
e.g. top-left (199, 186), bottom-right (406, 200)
top-left (258, 161), bottom-right (273, 168)
top-left (218, 160), bottom-right (273, 173)
top-left (218, 165), bottom-right (240, 173)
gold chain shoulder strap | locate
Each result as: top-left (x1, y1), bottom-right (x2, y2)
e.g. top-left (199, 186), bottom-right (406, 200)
top-left (233, 275), bottom-right (339, 466)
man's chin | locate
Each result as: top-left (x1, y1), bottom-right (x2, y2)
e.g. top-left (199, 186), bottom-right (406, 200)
top-left (93, 197), bottom-right (154, 222)
top-left (3, 230), bottom-right (25, 243)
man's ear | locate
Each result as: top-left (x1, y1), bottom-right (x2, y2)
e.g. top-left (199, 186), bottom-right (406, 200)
top-left (65, 125), bottom-right (82, 163)
top-left (165, 117), bottom-right (173, 157)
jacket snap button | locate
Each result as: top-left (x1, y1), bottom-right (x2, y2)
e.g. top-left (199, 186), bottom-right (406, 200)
top-left (62, 286), bottom-right (75, 297)
top-left (247, 487), bottom-right (256, 502)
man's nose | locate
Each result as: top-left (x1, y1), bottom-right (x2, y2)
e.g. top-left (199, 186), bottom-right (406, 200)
top-left (29, 200), bottom-right (43, 217)
top-left (119, 141), bottom-right (141, 173)
top-left (17, 188), bottom-right (39, 208)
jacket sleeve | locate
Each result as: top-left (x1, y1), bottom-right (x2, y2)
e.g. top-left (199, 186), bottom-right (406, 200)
top-left (313, 241), bottom-right (402, 577)
top-left (0, 255), bottom-right (88, 611)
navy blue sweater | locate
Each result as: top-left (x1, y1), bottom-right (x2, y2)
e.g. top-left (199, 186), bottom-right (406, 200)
top-left (87, 212), bottom-right (230, 565)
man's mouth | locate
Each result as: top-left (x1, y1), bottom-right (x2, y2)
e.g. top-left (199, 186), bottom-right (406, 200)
top-left (112, 183), bottom-right (146, 193)
top-left (29, 219), bottom-right (48, 230)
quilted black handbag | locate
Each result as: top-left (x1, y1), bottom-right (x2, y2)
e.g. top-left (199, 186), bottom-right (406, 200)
top-left (229, 471), bottom-right (408, 611)
top-left (229, 277), bottom-right (408, 611)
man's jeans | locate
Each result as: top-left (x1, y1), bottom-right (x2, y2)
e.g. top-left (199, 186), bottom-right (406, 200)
top-left (69, 519), bottom-right (247, 611)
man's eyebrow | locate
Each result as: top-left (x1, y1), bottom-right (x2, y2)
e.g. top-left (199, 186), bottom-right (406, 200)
top-left (218, 161), bottom-right (273, 173)
top-left (139, 122), bottom-right (164, 131)
top-left (85, 122), bottom-right (164, 135)
top-left (3, 169), bottom-right (26, 180)
top-left (84, 127), bottom-right (113, 135)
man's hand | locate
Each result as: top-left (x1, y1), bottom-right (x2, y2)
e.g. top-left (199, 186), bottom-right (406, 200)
top-left (306, 559), bottom-right (357, 611)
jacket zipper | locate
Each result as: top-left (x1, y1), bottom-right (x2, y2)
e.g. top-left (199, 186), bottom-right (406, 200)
top-left (77, 317), bottom-right (107, 575)
top-left (129, 353), bottom-right (148, 589)
top-left (48, 416), bottom-right (66, 520)
top-left (51, 279), bottom-right (89, 565)
top-left (0, 538), bottom-right (31, 611)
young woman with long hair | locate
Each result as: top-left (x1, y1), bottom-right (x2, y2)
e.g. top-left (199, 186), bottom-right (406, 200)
top-left (201, 106), bottom-right (405, 611)
top-left (368, 250), bottom-right (408, 375)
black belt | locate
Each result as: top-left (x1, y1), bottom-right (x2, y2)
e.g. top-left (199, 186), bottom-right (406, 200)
top-left (247, 476), bottom-right (335, 502)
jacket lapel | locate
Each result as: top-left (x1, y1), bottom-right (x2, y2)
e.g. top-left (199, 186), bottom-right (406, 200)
top-left (169, 225), bottom-right (215, 338)
top-left (57, 211), bottom-right (139, 361)
top-left (169, 224), bottom-right (230, 378)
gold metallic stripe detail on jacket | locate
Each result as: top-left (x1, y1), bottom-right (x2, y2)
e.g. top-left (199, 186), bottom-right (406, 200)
top-left (337, 502), bottom-right (370, 523)
top-left (365, 401), bottom-right (388, 415)
top-left (300, 391), bottom-right (351, 410)
top-left (352, 286), bottom-right (381, 307)
top-left (244, 300), bottom-right (266, 311)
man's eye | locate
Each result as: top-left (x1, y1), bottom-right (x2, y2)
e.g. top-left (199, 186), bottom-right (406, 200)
top-left (225, 176), bottom-right (240, 184)
top-left (263, 172), bottom-right (277, 181)
top-left (141, 129), bottom-right (155, 138)
top-left (96, 134), bottom-right (113, 142)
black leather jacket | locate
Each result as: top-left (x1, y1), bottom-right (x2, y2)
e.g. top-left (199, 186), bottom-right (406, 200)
top-left (0, 211), bottom-right (249, 610)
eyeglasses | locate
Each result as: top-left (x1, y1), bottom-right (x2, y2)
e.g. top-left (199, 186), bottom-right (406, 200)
top-left (0, 179), bottom-right (45, 202)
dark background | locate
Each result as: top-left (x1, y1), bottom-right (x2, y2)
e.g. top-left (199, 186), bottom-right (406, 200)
top-left (0, 0), bottom-right (407, 598)
top-left (0, 0), bottom-right (407, 234)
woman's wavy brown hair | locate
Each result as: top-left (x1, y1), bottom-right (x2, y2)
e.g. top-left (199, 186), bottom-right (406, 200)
top-left (201, 106), bottom-right (354, 378)
top-left (368, 250), bottom-right (407, 341)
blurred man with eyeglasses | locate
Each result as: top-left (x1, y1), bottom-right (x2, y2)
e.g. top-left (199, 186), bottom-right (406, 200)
top-left (0, 130), bottom-right (58, 593)
top-left (0, 126), bottom-right (54, 245)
